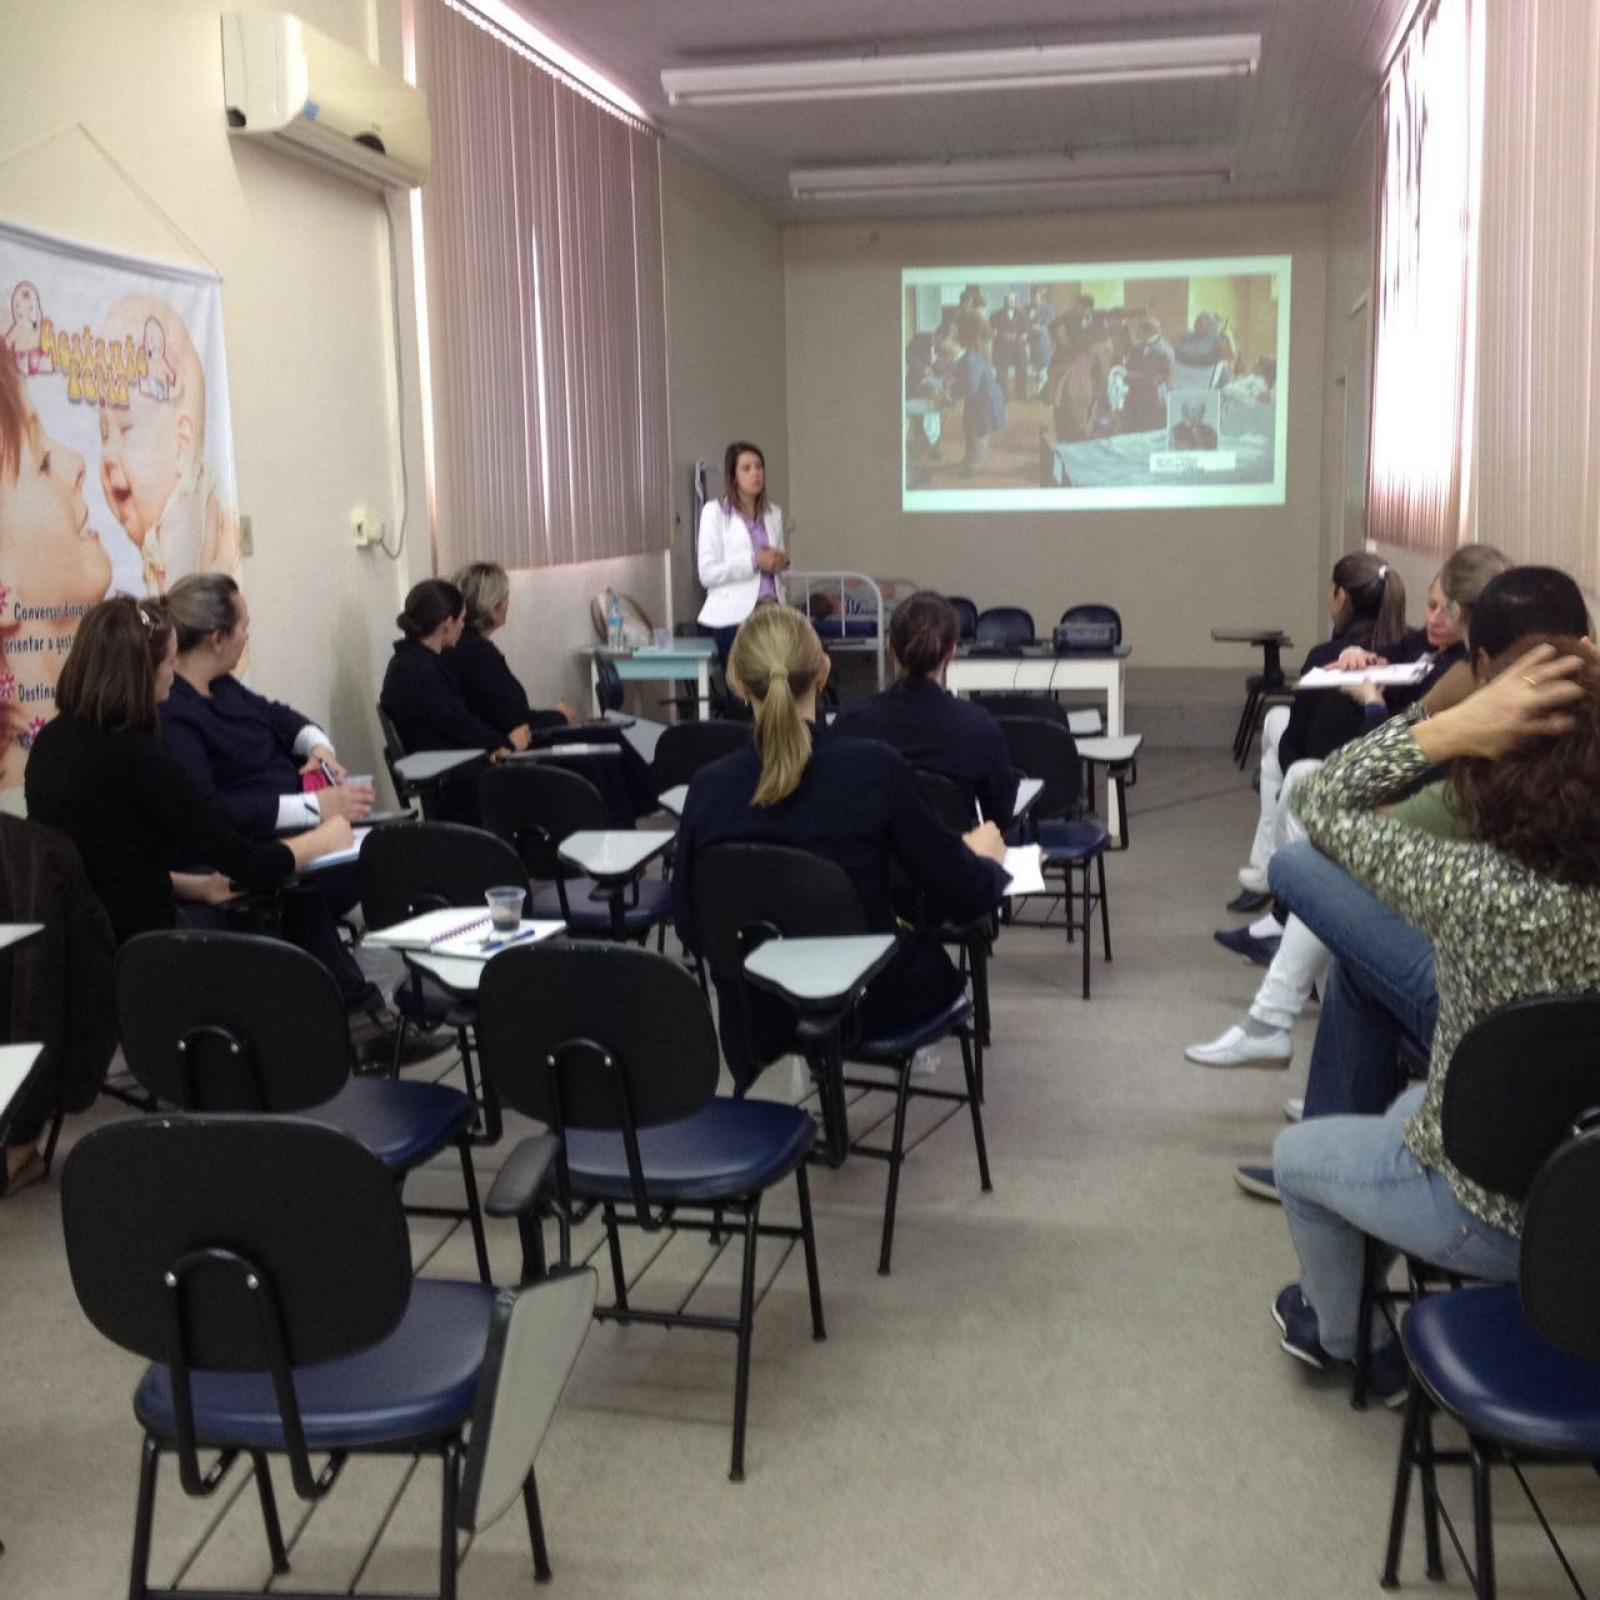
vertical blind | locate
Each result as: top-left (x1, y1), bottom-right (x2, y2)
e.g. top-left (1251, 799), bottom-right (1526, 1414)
top-left (1471, 0), bottom-right (1600, 591)
top-left (417, 0), bottom-right (671, 572)
top-left (1366, 0), bottom-right (1480, 557)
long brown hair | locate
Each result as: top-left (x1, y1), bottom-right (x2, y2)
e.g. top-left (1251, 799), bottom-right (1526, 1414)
top-left (728, 605), bottom-right (827, 807)
top-left (889, 591), bottom-right (960, 679)
top-left (721, 440), bottom-right (768, 521)
top-left (1331, 551), bottom-right (1407, 647)
top-left (1454, 635), bottom-right (1600, 887)
top-left (55, 596), bottom-right (172, 735)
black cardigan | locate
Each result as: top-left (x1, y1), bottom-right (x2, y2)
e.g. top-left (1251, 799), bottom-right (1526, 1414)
top-left (446, 628), bottom-right (567, 741)
top-left (24, 714), bottom-right (295, 946)
top-left (380, 638), bottom-right (504, 753)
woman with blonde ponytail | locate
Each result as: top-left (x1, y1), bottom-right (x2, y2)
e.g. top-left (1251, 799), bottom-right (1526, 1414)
top-left (672, 605), bottom-right (1010, 1091)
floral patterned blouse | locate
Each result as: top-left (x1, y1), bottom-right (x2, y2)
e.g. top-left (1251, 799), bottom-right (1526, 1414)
top-left (1292, 708), bottom-right (1600, 1235)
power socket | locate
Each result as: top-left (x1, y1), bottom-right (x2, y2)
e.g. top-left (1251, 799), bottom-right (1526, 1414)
top-left (350, 511), bottom-right (386, 548)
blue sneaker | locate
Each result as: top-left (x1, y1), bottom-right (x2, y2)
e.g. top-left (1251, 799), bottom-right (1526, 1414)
top-left (1362, 1336), bottom-right (1411, 1409)
top-left (1234, 1162), bottom-right (1279, 1201)
top-left (1272, 1283), bottom-right (1329, 1370)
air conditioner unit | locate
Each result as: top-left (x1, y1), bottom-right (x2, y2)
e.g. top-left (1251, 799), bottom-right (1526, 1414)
top-left (221, 11), bottom-right (431, 191)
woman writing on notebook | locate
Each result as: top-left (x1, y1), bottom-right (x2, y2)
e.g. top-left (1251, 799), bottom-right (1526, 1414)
top-left (697, 440), bottom-right (789, 664)
top-left (672, 605), bottom-right (1009, 1091)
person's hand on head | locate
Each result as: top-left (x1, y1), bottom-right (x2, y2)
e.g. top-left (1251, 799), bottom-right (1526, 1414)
top-left (1429, 642), bottom-right (1588, 760)
top-left (963, 821), bottom-right (1007, 863)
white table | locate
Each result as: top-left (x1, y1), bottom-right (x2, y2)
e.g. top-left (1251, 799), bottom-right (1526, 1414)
top-left (505, 743), bottom-right (622, 764)
top-left (403, 930), bottom-right (561, 996)
top-left (584, 641), bottom-right (716, 720)
top-left (657, 784), bottom-right (689, 819)
top-left (0, 923), bottom-right (44, 953)
top-left (947, 650), bottom-right (1128, 835)
top-left (557, 829), bottom-right (674, 883)
top-left (1076, 734), bottom-right (1144, 850)
top-left (1012, 776), bottom-right (1044, 824)
top-left (393, 749), bottom-right (482, 784)
top-left (0, 1042), bottom-right (43, 1127)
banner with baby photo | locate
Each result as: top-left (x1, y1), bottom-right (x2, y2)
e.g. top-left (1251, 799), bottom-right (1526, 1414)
top-left (0, 217), bottom-right (238, 791)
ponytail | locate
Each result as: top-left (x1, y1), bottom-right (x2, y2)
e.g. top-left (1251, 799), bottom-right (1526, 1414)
top-left (1332, 552), bottom-right (1407, 649)
top-left (728, 606), bottom-right (827, 807)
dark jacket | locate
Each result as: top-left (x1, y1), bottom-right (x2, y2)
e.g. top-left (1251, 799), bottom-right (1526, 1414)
top-left (0, 816), bottom-right (117, 1146)
top-left (160, 673), bottom-right (316, 837)
top-left (835, 676), bottom-right (1017, 828)
top-left (380, 638), bottom-right (504, 754)
top-left (24, 714), bottom-right (295, 946)
top-left (447, 628), bottom-right (567, 741)
top-left (1279, 617), bottom-right (1393, 770)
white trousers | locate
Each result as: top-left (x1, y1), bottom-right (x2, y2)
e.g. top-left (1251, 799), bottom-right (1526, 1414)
top-left (1247, 912), bottom-right (1333, 1032)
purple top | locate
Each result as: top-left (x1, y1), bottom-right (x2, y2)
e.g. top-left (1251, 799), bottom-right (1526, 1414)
top-left (741, 509), bottom-right (778, 600)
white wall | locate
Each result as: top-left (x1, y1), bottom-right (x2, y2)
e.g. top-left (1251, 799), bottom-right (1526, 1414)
top-left (783, 203), bottom-right (1331, 671)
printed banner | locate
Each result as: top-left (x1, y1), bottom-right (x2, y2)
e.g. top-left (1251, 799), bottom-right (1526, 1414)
top-left (0, 218), bottom-right (238, 788)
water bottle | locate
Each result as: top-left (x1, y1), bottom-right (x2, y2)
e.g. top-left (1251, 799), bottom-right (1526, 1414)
top-left (606, 589), bottom-right (624, 650)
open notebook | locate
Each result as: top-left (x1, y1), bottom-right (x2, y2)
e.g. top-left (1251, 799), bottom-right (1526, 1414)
top-left (365, 909), bottom-right (564, 960)
top-left (1002, 844), bottom-right (1046, 897)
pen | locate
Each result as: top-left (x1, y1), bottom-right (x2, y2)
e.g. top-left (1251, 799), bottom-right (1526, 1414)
top-left (319, 759), bottom-right (339, 786)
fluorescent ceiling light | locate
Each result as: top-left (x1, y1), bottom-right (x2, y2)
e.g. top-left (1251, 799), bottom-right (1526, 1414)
top-left (790, 157), bottom-right (1234, 202)
top-left (663, 34), bottom-right (1259, 107)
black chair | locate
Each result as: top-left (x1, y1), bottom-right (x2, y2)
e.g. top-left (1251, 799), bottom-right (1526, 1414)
top-left (973, 606), bottom-right (1036, 651)
top-left (690, 842), bottom-right (990, 1276)
top-left (475, 940), bottom-right (824, 1482)
top-left (116, 928), bottom-right (494, 1284)
top-left (61, 1114), bottom-right (595, 1600)
top-left (948, 596), bottom-right (979, 641)
top-left (996, 716), bottom-right (1111, 999)
top-left (1380, 996), bottom-right (1600, 1599)
top-left (974, 693), bottom-right (1069, 727)
top-left (1058, 603), bottom-right (1123, 637)
top-left (594, 654), bottom-right (625, 715)
top-left (652, 719), bottom-right (752, 792)
top-left (358, 820), bottom-right (531, 1134)
top-left (478, 762), bottom-right (671, 944)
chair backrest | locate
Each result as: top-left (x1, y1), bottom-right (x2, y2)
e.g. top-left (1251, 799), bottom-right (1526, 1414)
top-left (972, 693), bottom-right (1069, 728)
top-left (651, 719), bottom-right (751, 791)
top-left (358, 820), bottom-right (529, 931)
top-left (377, 703), bottom-right (408, 762)
top-left (595, 656), bottom-right (624, 714)
top-left (974, 605), bottom-right (1036, 649)
top-left (478, 762), bottom-right (611, 882)
top-left (457, 1268), bottom-right (598, 1533)
top-left (476, 942), bottom-right (720, 1137)
top-left (948, 596), bottom-right (979, 641)
top-left (116, 930), bottom-right (351, 1112)
top-left (62, 1114), bottom-right (411, 1371)
top-left (915, 768), bottom-right (975, 832)
top-left (1059, 603), bottom-right (1123, 631)
top-left (1441, 994), bottom-right (1600, 1203)
top-left (996, 716), bottom-right (1083, 819)
top-left (1520, 1121), bottom-right (1600, 1365)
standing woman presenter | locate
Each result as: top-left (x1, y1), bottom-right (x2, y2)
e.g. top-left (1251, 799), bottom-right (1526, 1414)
top-left (698, 440), bottom-right (789, 663)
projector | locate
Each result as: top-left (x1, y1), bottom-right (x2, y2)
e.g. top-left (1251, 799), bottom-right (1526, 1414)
top-left (1053, 619), bottom-right (1121, 653)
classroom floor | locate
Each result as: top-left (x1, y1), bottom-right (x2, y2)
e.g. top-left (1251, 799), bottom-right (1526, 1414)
top-left (4, 747), bottom-right (1596, 1599)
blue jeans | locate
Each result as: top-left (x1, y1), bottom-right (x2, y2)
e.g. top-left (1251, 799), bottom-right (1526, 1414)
top-left (1274, 1086), bottom-right (1520, 1359)
top-left (1269, 841), bottom-right (1439, 1117)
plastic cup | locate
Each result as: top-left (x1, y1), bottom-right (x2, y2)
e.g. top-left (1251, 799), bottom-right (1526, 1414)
top-left (485, 886), bottom-right (525, 932)
top-left (653, 627), bottom-right (673, 650)
top-left (344, 774), bottom-right (374, 791)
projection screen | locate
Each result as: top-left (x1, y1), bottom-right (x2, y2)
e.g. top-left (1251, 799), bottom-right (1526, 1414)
top-left (902, 255), bottom-right (1291, 512)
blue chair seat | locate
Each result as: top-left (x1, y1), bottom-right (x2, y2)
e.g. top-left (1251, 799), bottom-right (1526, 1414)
top-left (1404, 1285), bottom-right (1600, 1456)
top-left (853, 992), bottom-right (974, 1063)
top-left (1037, 819), bottom-right (1110, 862)
top-left (564, 1099), bottom-right (814, 1202)
top-left (530, 875), bottom-right (672, 933)
top-left (311, 1076), bottom-right (476, 1169)
top-left (135, 1280), bottom-right (493, 1451)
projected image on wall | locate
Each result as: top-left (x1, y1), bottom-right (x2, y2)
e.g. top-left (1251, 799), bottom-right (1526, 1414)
top-left (902, 256), bottom-right (1291, 512)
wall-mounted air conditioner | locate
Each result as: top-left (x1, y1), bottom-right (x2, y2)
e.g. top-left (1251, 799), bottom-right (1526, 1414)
top-left (221, 11), bottom-right (431, 191)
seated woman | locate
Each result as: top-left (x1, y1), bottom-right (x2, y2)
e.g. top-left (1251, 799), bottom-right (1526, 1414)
top-left (25, 597), bottom-right (351, 948)
top-left (160, 574), bottom-right (374, 835)
top-left (450, 560), bottom-right (656, 821)
top-left (836, 589), bottom-right (1015, 828)
top-left (671, 605), bottom-right (1009, 1092)
top-left (1268, 630), bottom-right (1600, 1403)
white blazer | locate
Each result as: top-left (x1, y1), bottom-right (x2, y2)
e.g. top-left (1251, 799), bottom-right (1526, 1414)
top-left (696, 499), bottom-right (785, 628)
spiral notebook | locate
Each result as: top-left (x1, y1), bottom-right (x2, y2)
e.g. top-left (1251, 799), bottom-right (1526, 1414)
top-left (365, 909), bottom-right (564, 959)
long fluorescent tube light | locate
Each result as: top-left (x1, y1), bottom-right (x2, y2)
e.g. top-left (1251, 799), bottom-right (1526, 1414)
top-left (790, 157), bottom-right (1234, 202)
top-left (663, 34), bottom-right (1259, 107)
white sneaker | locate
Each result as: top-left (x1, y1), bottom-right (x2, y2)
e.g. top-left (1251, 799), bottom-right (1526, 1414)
top-left (1283, 1097), bottom-right (1305, 1122)
top-left (911, 1045), bottom-right (942, 1078)
top-left (1184, 1025), bottom-right (1293, 1068)
top-left (1237, 864), bottom-right (1270, 894)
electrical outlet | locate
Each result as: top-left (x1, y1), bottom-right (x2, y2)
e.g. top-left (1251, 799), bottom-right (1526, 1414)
top-left (350, 511), bottom-right (386, 548)
top-left (239, 513), bottom-right (254, 556)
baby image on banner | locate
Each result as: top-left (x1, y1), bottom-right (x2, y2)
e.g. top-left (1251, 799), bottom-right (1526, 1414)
top-left (0, 218), bottom-right (238, 796)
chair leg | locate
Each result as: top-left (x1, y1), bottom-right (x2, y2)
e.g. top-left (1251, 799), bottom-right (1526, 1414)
top-left (458, 1030), bottom-right (503, 1146)
top-left (439, 1443), bottom-right (460, 1600)
top-left (958, 1029), bottom-right (992, 1192)
top-left (1470, 1438), bottom-right (1496, 1600)
top-left (729, 1199), bottom-right (762, 1483)
top-left (1079, 863), bottom-right (1092, 1000)
top-left (794, 1163), bottom-right (826, 1341)
top-left (250, 1451), bottom-right (290, 1575)
top-left (40, 1110), bottom-right (65, 1175)
top-left (878, 1060), bottom-right (914, 1277)
top-left (1419, 1402), bottom-right (1445, 1580)
top-left (1381, 1381), bottom-right (1424, 1588)
top-left (456, 1138), bottom-right (492, 1285)
top-left (602, 1203), bottom-right (630, 1311)
top-left (970, 937), bottom-right (992, 1054)
top-left (1353, 1234), bottom-right (1379, 1410)
top-left (1096, 852), bottom-right (1111, 962)
top-left (516, 1212), bottom-right (548, 1285)
top-left (389, 1010), bottom-right (409, 1080)
top-left (126, 1436), bottom-right (160, 1600)
top-left (523, 1470), bottom-right (552, 1583)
